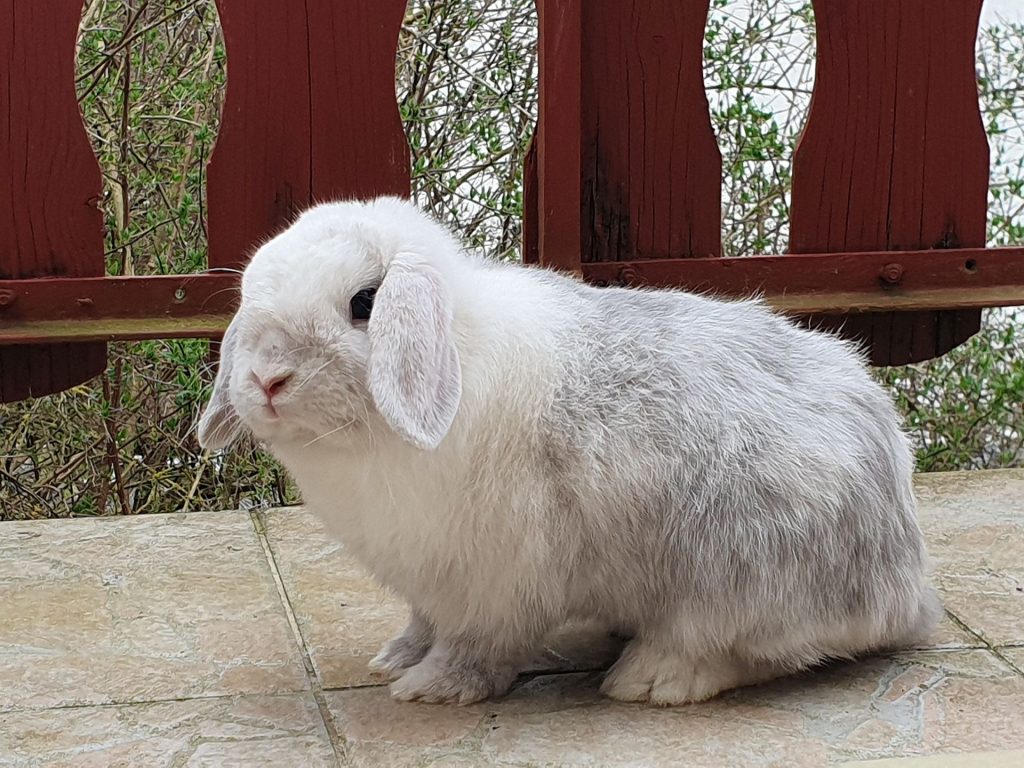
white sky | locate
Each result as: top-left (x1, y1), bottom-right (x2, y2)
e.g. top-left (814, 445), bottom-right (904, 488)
top-left (982, 0), bottom-right (1022, 26)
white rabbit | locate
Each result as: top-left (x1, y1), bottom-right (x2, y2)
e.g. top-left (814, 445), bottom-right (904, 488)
top-left (198, 196), bottom-right (940, 706)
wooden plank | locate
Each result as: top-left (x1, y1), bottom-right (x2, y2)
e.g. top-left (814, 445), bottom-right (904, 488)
top-left (791, 0), bottom-right (989, 365)
top-left (0, 273), bottom-right (236, 343)
top-left (0, 0), bottom-right (107, 402)
top-left (582, 249), bottom-right (1024, 313)
top-left (0, 273), bottom-right (239, 322)
top-left (580, 0), bottom-right (721, 262)
top-left (6, 279), bottom-right (1022, 344)
top-left (534, 0), bottom-right (583, 274)
top-left (2, 247), bottom-right (1021, 343)
top-left (306, 0), bottom-right (410, 201)
top-left (207, 0), bottom-right (311, 271)
top-left (0, 318), bottom-right (232, 345)
top-left (522, 130), bottom-right (539, 264)
top-left (208, 0), bottom-right (410, 271)
top-left (529, 0), bottom-right (721, 269)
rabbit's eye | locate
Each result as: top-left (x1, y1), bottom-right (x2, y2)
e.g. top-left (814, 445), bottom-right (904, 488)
top-left (350, 287), bottom-right (377, 321)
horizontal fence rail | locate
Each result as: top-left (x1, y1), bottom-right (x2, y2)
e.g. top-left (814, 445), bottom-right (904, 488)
top-left (1, 0), bottom-right (1023, 402)
top-left (1, 247), bottom-right (1022, 345)
top-left (0, 274), bottom-right (238, 344)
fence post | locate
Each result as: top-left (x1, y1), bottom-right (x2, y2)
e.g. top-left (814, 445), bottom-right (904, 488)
top-left (0, 0), bottom-right (107, 402)
top-left (208, 0), bottom-right (411, 273)
top-left (791, 0), bottom-right (989, 365)
top-left (527, 0), bottom-right (722, 274)
top-left (533, 0), bottom-right (584, 273)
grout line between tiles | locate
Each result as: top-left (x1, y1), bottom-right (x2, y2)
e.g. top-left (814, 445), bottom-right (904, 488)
top-left (944, 608), bottom-right (1024, 678)
top-left (248, 509), bottom-right (317, 676)
top-left (250, 508), bottom-right (349, 767)
top-left (993, 650), bottom-right (1024, 677)
top-left (1, 689), bottom-right (308, 716)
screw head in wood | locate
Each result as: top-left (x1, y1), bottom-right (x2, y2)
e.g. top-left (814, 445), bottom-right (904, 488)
top-left (618, 266), bottom-right (640, 286)
top-left (880, 263), bottom-right (904, 284)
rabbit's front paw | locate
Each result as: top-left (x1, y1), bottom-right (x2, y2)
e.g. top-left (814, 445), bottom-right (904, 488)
top-left (369, 637), bottom-right (430, 679)
top-left (369, 616), bottom-right (434, 679)
top-left (390, 652), bottom-right (515, 705)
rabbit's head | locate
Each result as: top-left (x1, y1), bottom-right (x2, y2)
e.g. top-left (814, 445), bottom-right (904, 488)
top-left (197, 197), bottom-right (463, 453)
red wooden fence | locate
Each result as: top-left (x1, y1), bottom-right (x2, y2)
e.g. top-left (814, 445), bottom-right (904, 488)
top-left (790, 0), bottom-right (990, 365)
top-left (0, 0), bottom-right (107, 402)
top-left (2, 0), bottom-right (1024, 403)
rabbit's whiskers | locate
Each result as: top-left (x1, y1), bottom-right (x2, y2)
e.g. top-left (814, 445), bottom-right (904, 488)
top-left (289, 359), bottom-right (331, 396)
top-left (303, 418), bottom-right (356, 448)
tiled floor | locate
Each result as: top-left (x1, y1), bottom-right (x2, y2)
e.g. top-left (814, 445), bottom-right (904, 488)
top-left (1, 470), bottom-right (1022, 767)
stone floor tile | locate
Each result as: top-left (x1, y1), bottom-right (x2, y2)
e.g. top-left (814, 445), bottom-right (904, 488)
top-left (997, 646), bottom-right (1024, 673)
top-left (0, 693), bottom-right (337, 768)
top-left (325, 687), bottom-right (489, 767)
top-left (838, 749), bottom-right (1024, 767)
top-left (261, 509), bottom-right (624, 690)
top-left (476, 650), bottom-right (1024, 767)
top-left (264, 471), bottom-right (1022, 689)
top-left (916, 613), bottom-right (982, 650)
top-left (0, 513), bottom-right (307, 711)
top-left (2, 470), bottom-right (1022, 766)
top-left (914, 470), bottom-right (1024, 527)
top-left (321, 650), bottom-right (1024, 768)
top-left (340, 743), bottom-right (494, 768)
top-left (915, 472), bottom-right (1024, 647)
top-left (260, 508), bottom-right (408, 689)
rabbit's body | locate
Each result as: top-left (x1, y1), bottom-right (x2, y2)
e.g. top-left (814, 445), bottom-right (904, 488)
top-left (199, 197), bottom-right (939, 705)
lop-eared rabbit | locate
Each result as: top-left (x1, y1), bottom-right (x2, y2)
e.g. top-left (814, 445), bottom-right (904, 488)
top-left (198, 197), bottom-right (939, 705)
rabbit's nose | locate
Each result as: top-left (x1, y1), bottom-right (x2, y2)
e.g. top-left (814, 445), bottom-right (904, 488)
top-left (252, 370), bottom-right (294, 402)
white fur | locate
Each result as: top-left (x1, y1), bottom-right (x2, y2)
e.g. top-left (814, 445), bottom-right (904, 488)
top-left (198, 196), bottom-right (940, 706)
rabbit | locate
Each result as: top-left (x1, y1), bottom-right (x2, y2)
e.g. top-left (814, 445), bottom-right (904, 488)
top-left (197, 195), bottom-right (941, 706)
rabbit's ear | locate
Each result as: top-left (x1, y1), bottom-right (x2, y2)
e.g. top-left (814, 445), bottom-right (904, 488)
top-left (368, 255), bottom-right (462, 450)
top-left (198, 315), bottom-right (244, 450)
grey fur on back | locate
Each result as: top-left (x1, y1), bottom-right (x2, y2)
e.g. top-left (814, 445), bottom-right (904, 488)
top-left (531, 271), bottom-right (937, 665)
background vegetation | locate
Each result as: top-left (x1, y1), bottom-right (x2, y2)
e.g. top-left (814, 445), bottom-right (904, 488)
top-left (0, 0), bottom-right (1020, 519)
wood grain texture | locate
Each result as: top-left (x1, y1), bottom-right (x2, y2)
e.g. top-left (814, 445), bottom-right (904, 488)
top-left (534, 0), bottom-right (583, 273)
top-left (5, 247), bottom-right (1021, 343)
top-left (528, 0), bottom-right (721, 268)
top-left (582, 248), bottom-right (1024, 312)
top-left (522, 130), bottom-right (539, 264)
top-left (207, 0), bottom-right (410, 272)
top-left (581, 0), bottom-right (721, 262)
top-left (0, 274), bottom-right (239, 333)
top-left (791, 0), bottom-right (989, 365)
top-left (0, 0), bottom-right (107, 402)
